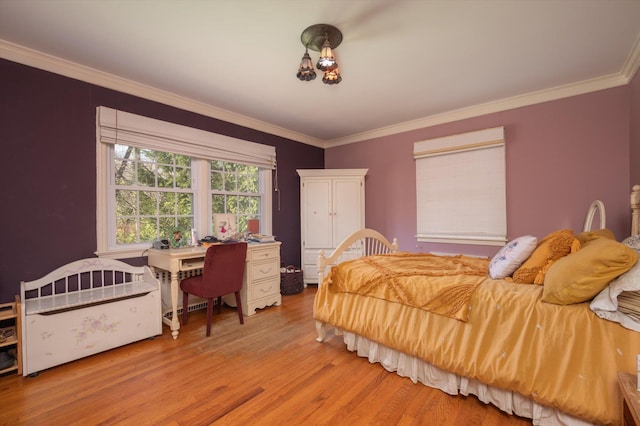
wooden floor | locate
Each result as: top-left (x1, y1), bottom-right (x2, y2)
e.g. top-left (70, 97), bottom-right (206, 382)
top-left (0, 287), bottom-right (531, 425)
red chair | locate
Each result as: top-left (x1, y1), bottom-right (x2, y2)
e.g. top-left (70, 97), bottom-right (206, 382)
top-left (180, 242), bottom-right (247, 336)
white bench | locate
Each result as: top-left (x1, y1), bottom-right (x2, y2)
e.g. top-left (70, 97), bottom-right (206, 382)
top-left (20, 258), bottom-right (162, 376)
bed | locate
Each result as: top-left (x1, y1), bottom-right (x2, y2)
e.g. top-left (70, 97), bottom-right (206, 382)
top-left (314, 186), bottom-right (640, 425)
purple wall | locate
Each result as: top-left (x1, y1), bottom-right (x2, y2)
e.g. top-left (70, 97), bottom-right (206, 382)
top-left (0, 59), bottom-right (323, 303)
top-left (326, 86), bottom-right (633, 257)
top-left (631, 70), bottom-right (640, 187)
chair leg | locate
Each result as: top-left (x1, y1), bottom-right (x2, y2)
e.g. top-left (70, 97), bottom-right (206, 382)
top-left (206, 298), bottom-right (214, 337)
top-left (182, 292), bottom-right (189, 325)
top-left (234, 291), bottom-right (244, 324)
top-left (217, 296), bottom-right (222, 314)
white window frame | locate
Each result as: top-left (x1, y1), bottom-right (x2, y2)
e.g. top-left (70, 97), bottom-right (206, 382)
top-left (413, 127), bottom-right (506, 246)
top-left (96, 107), bottom-right (274, 259)
top-left (209, 161), bottom-right (266, 232)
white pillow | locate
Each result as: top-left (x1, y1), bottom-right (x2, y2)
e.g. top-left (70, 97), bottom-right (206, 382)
top-left (489, 235), bottom-right (538, 279)
top-left (622, 234), bottom-right (640, 250)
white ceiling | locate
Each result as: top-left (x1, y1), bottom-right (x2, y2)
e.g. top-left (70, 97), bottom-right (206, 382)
top-left (1, 0), bottom-right (640, 148)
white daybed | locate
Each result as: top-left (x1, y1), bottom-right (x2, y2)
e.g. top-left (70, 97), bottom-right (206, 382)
top-left (314, 187), bottom-right (640, 425)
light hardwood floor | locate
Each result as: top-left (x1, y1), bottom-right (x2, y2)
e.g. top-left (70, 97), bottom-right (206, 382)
top-left (0, 287), bottom-right (531, 425)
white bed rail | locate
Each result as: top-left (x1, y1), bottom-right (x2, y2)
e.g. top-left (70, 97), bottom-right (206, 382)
top-left (316, 228), bottom-right (399, 287)
top-left (583, 199), bottom-right (606, 232)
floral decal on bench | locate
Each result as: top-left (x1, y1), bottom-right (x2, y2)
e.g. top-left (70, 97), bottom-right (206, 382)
top-left (75, 314), bottom-right (120, 345)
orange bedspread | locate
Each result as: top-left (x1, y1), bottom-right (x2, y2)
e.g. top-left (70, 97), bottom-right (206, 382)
top-left (314, 253), bottom-right (640, 425)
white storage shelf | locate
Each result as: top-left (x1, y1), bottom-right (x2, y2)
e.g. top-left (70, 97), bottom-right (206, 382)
top-left (0, 297), bottom-right (21, 375)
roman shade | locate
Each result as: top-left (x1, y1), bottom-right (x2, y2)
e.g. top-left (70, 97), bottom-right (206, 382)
top-left (413, 126), bottom-right (506, 246)
top-left (97, 106), bottom-right (276, 169)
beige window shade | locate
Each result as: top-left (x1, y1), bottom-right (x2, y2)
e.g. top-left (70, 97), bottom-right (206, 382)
top-left (97, 106), bottom-right (276, 169)
top-left (414, 127), bottom-right (506, 246)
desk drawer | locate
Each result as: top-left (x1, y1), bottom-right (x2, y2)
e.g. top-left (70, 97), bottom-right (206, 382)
top-left (248, 246), bottom-right (279, 262)
top-left (179, 257), bottom-right (205, 271)
top-left (249, 258), bottom-right (280, 281)
top-left (251, 279), bottom-right (279, 299)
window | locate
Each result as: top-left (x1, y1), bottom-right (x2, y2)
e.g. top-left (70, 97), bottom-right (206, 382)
top-left (96, 107), bottom-right (276, 259)
top-left (413, 127), bottom-right (506, 246)
top-left (114, 145), bottom-right (194, 245)
top-left (210, 161), bottom-right (262, 232)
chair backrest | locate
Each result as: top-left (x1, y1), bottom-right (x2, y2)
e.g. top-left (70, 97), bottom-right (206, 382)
top-left (201, 242), bottom-right (248, 298)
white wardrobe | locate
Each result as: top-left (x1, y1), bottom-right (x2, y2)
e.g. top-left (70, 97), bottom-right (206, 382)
top-left (297, 169), bottom-right (367, 285)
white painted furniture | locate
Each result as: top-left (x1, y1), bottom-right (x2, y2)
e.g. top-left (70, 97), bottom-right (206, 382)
top-left (583, 199), bottom-right (606, 231)
top-left (0, 296), bottom-right (22, 375)
top-left (148, 242), bottom-right (281, 339)
top-left (297, 169), bottom-right (367, 285)
top-left (20, 258), bottom-right (162, 376)
top-left (240, 242), bottom-right (282, 316)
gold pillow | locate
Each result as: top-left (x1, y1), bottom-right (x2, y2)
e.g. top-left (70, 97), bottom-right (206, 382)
top-left (542, 237), bottom-right (638, 305)
top-left (575, 228), bottom-right (616, 246)
top-left (512, 229), bottom-right (579, 284)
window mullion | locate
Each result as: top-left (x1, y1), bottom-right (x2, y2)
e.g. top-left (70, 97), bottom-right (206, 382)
top-left (192, 159), bottom-right (209, 238)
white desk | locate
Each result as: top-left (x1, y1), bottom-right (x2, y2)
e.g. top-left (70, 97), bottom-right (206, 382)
top-left (148, 242), bottom-right (281, 339)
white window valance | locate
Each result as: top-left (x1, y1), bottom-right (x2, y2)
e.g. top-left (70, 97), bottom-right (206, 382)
top-left (413, 126), bottom-right (505, 159)
top-left (97, 106), bottom-right (276, 169)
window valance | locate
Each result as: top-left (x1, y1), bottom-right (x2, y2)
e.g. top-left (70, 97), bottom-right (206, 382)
top-left (97, 106), bottom-right (276, 169)
top-left (413, 126), bottom-right (504, 159)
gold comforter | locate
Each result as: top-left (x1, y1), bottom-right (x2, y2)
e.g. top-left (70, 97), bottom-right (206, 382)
top-left (314, 253), bottom-right (640, 425)
top-left (326, 253), bottom-right (489, 321)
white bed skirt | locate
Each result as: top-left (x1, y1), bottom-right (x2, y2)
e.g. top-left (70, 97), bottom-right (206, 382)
top-left (342, 331), bottom-right (593, 426)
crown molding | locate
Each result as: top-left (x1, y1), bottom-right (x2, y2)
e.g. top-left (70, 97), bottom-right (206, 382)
top-left (324, 71), bottom-right (631, 148)
top-left (621, 34), bottom-right (640, 83)
top-left (2, 38), bottom-right (637, 151)
top-left (0, 39), bottom-right (326, 148)
top-left (326, 36), bottom-right (640, 148)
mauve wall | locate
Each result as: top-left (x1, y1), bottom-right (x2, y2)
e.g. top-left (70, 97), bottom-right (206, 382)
top-left (326, 86), bottom-right (633, 257)
top-left (0, 58), bottom-right (323, 303)
top-left (631, 69), bottom-right (640, 187)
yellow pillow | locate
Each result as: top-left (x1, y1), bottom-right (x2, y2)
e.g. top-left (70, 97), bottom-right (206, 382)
top-left (575, 228), bottom-right (616, 246)
top-left (542, 237), bottom-right (638, 305)
top-left (512, 229), bottom-right (579, 284)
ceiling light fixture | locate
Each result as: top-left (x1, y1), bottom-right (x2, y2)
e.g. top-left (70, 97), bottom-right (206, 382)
top-left (296, 24), bottom-right (343, 85)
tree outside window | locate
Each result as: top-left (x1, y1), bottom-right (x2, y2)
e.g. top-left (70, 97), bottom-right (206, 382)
top-left (114, 144), bottom-right (193, 244)
top-left (211, 160), bottom-right (260, 233)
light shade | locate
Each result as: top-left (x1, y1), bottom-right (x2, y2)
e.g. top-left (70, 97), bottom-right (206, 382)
top-left (296, 48), bottom-right (316, 81)
top-left (322, 67), bottom-right (342, 85)
top-left (316, 37), bottom-right (337, 71)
